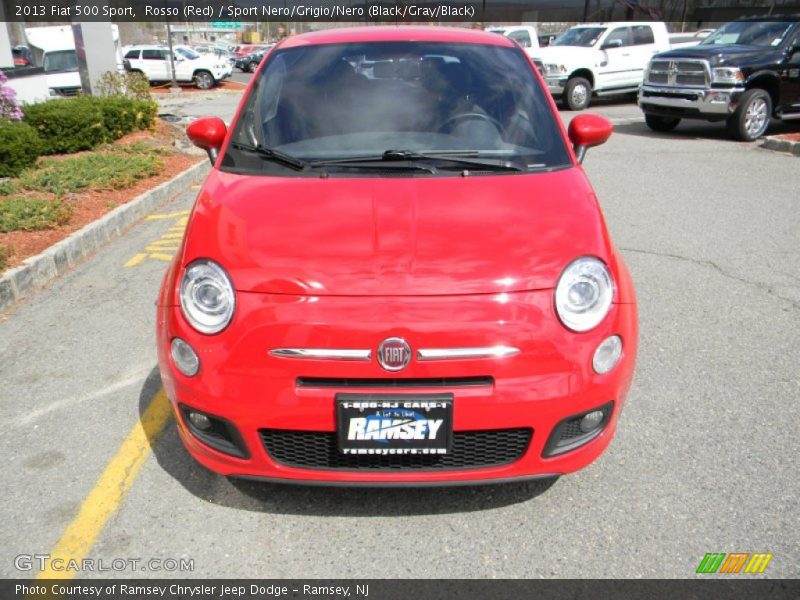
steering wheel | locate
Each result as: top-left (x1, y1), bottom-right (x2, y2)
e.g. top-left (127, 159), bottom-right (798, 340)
top-left (438, 112), bottom-right (503, 134)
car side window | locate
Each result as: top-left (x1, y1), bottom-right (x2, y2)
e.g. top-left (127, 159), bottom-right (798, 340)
top-left (632, 26), bottom-right (655, 45)
top-left (142, 49), bottom-right (163, 60)
top-left (124, 50), bottom-right (139, 60)
top-left (509, 30), bottom-right (532, 48)
top-left (606, 27), bottom-right (632, 47)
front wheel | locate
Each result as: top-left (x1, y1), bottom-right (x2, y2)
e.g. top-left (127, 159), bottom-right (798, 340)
top-left (563, 77), bottom-right (591, 111)
top-left (248, 61), bottom-right (259, 73)
top-left (194, 70), bottom-right (215, 90)
top-left (644, 114), bottom-right (681, 133)
top-left (727, 89), bottom-right (771, 141)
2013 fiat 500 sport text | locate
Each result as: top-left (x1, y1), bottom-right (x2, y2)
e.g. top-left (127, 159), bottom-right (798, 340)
top-left (156, 26), bottom-right (638, 487)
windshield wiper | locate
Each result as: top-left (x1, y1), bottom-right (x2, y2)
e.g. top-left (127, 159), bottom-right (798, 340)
top-left (313, 150), bottom-right (526, 173)
top-left (310, 154), bottom-right (438, 174)
top-left (230, 142), bottom-right (308, 171)
top-left (383, 150), bottom-right (527, 172)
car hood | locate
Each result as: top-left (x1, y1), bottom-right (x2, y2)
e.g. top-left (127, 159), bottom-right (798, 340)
top-left (654, 44), bottom-right (782, 66)
top-left (182, 168), bottom-right (612, 296)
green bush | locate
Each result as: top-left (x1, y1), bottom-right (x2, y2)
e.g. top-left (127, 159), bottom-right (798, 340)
top-left (0, 120), bottom-right (44, 177)
top-left (92, 96), bottom-right (157, 140)
top-left (24, 97), bottom-right (106, 154)
top-left (0, 196), bottom-right (73, 233)
top-left (19, 152), bottom-right (163, 196)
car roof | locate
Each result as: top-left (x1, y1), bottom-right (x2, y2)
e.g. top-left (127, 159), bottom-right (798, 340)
top-left (735, 14), bottom-right (800, 21)
top-left (279, 26), bottom-right (516, 49)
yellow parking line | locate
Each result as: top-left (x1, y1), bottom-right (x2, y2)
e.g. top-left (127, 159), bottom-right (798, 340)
top-left (36, 390), bottom-right (173, 580)
top-left (147, 253), bottom-right (175, 261)
top-left (145, 210), bottom-right (190, 221)
top-left (146, 247), bottom-right (178, 253)
top-left (124, 253), bottom-right (148, 268)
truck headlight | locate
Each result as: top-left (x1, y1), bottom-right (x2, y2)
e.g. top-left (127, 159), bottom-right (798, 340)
top-left (180, 259), bottom-right (236, 334)
top-left (543, 63), bottom-right (567, 76)
top-left (711, 67), bottom-right (744, 85)
top-left (555, 257), bottom-right (614, 332)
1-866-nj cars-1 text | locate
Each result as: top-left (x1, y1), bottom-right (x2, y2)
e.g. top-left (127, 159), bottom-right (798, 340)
top-left (156, 26), bottom-right (638, 487)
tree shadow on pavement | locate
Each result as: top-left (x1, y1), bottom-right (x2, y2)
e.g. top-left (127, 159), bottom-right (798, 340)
top-left (138, 366), bottom-right (559, 517)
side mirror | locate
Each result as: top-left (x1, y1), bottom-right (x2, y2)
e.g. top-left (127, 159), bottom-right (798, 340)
top-left (601, 39), bottom-right (623, 50)
top-left (568, 114), bottom-right (613, 163)
top-left (187, 117), bottom-right (227, 163)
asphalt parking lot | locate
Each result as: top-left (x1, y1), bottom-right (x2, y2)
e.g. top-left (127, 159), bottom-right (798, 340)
top-left (1, 89), bottom-right (798, 579)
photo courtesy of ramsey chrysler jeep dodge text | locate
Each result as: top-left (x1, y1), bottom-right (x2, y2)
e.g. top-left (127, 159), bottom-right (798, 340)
top-left (156, 26), bottom-right (638, 487)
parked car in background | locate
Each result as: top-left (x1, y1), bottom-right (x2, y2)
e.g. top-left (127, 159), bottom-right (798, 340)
top-left (639, 17), bottom-right (800, 140)
top-left (12, 45), bottom-right (33, 67)
top-left (538, 33), bottom-right (562, 48)
top-left (534, 22), bottom-right (698, 110)
top-left (234, 45), bottom-right (273, 72)
top-left (231, 44), bottom-right (262, 58)
top-left (486, 25), bottom-right (540, 55)
top-left (123, 44), bottom-right (230, 89)
top-left (162, 26), bottom-right (638, 487)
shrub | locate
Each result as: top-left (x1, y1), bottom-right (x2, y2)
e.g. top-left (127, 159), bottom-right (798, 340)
top-left (95, 71), bottom-right (152, 101)
top-left (19, 152), bottom-right (163, 196)
top-left (0, 244), bottom-right (10, 271)
top-left (0, 196), bottom-right (73, 233)
top-left (92, 96), bottom-right (158, 140)
top-left (0, 120), bottom-right (44, 177)
top-left (24, 97), bottom-right (106, 154)
top-left (0, 70), bottom-right (24, 121)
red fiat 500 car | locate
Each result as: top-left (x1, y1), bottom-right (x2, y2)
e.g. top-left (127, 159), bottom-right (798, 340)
top-left (157, 26), bottom-right (638, 487)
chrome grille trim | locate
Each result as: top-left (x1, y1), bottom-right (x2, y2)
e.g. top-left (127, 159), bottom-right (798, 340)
top-left (646, 59), bottom-right (710, 89)
top-left (417, 346), bottom-right (520, 361)
top-left (270, 349), bottom-right (372, 361)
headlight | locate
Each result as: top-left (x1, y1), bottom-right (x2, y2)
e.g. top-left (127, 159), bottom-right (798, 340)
top-left (555, 257), bottom-right (614, 332)
top-left (179, 259), bottom-right (236, 334)
top-left (543, 63), bottom-right (567, 76)
top-left (711, 67), bottom-right (744, 85)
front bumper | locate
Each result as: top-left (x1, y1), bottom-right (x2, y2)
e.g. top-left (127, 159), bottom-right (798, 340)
top-left (545, 76), bottom-right (568, 95)
top-left (157, 289), bottom-right (637, 485)
top-left (639, 84), bottom-right (745, 120)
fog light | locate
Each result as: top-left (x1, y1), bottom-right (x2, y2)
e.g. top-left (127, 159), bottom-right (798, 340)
top-left (592, 335), bottom-right (622, 374)
top-left (171, 338), bottom-right (200, 376)
top-left (579, 410), bottom-right (605, 433)
top-left (188, 411), bottom-right (212, 431)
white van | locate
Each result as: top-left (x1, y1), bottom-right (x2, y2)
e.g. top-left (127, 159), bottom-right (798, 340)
top-left (533, 22), bottom-right (676, 110)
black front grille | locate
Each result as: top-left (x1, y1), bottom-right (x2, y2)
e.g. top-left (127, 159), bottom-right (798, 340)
top-left (260, 428), bottom-right (532, 471)
top-left (296, 376), bottom-right (493, 389)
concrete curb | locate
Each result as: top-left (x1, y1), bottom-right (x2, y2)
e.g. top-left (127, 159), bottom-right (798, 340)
top-left (762, 136), bottom-right (800, 156)
top-left (0, 161), bottom-right (209, 314)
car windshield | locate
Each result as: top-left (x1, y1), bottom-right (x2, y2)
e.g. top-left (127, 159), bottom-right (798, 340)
top-left (551, 27), bottom-right (606, 47)
top-left (43, 50), bottom-right (78, 73)
top-left (700, 20), bottom-right (795, 47)
top-left (224, 41), bottom-right (570, 176)
top-left (176, 47), bottom-right (200, 60)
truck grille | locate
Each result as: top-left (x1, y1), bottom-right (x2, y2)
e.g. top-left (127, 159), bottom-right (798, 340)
top-left (260, 428), bottom-right (532, 471)
top-left (646, 60), bottom-right (708, 88)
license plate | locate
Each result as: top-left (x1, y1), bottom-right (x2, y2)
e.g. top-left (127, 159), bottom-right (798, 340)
top-left (336, 393), bottom-right (453, 455)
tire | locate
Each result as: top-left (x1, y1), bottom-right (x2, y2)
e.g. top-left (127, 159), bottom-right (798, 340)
top-left (247, 61), bottom-right (258, 73)
top-left (644, 114), bottom-right (681, 133)
top-left (194, 70), bottom-right (215, 90)
top-left (727, 89), bottom-right (771, 141)
top-left (563, 77), bottom-right (591, 111)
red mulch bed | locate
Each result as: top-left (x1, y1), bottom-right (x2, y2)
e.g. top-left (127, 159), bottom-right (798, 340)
top-left (150, 80), bottom-right (247, 94)
top-left (772, 133), bottom-right (800, 142)
top-left (0, 120), bottom-right (203, 270)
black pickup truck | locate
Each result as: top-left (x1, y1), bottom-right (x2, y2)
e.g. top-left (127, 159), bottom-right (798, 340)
top-left (638, 17), bottom-right (800, 140)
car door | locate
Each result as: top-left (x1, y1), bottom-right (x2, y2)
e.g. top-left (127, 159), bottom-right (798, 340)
top-left (779, 29), bottom-right (800, 113)
top-left (630, 25), bottom-right (658, 85)
top-left (141, 49), bottom-right (168, 81)
top-left (596, 26), bottom-right (635, 89)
